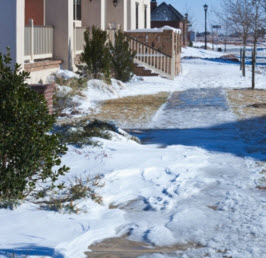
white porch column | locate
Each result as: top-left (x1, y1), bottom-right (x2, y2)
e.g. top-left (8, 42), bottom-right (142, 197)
top-left (123, 0), bottom-right (128, 31)
top-left (101, 0), bottom-right (106, 30)
top-left (43, 0), bottom-right (46, 25)
top-left (46, 0), bottom-right (74, 70)
top-left (0, 0), bottom-right (25, 69)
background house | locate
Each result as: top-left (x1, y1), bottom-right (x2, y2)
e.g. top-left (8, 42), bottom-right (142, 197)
top-left (150, 0), bottom-right (189, 47)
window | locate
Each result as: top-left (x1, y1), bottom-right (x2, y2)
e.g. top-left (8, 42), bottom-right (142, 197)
top-left (136, 3), bottom-right (139, 29)
top-left (73, 0), bottom-right (81, 21)
top-left (144, 5), bottom-right (147, 29)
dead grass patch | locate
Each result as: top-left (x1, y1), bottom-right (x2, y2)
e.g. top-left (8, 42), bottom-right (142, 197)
top-left (86, 237), bottom-right (203, 258)
top-left (227, 89), bottom-right (266, 119)
top-left (207, 205), bottom-right (218, 211)
top-left (89, 92), bottom-right (169, 128)
top-left (57, 92), bottom-right (170, 128)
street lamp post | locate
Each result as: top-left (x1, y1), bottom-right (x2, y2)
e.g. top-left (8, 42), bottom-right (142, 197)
top-left (204, 4), bottom-right (208, 50)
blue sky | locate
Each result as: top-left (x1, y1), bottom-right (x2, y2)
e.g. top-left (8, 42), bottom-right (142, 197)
top-left (156, 0), bottom-right (222, 32)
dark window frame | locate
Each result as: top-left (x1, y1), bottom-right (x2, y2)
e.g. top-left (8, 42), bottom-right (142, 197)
top-left (144, 4), bottom-right (147, 29)
top-left (73, 0), bottom-right (82, 21)
top-left (136, 2), bottom-right (139, 29)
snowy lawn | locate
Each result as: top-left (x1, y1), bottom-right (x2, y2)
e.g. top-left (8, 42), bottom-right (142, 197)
top-left (0, 47), bottom-right (266, 258)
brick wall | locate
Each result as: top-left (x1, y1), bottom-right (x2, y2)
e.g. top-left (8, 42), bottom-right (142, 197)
top-left (151, 20), bottom-right (189, 47)
top-left (29, 84), bottom-right (55, 114)
top-left (25, 60), bottom-right (62, 73)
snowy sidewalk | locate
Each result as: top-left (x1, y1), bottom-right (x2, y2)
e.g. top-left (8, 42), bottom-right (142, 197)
top-left (86, 87), bottom-right (266, 257)
top-left (0, 54), bottom-right (265, 258)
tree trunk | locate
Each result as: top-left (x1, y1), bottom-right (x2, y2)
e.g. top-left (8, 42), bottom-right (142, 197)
top-left (252, 49), bottom-right (255, 90)
top-left (252, 39), bottom-right (257, 90)
top-left (240, 48), bottom-right (243, 70)
top-left (224, 37), bottom-right (227, 52)
top-left (242, 45), bottom-right (246, 77)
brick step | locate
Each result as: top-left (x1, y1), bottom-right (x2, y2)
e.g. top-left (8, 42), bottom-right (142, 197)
top-left (133, 63), bottom-right (159, 77)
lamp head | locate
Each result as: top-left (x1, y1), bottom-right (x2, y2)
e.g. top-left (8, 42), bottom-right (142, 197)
top-left (113, 0), bottom-right (118, 7)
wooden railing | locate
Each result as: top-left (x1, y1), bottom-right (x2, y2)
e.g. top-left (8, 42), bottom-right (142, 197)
top-left (74, 27), bottom-right (86, 55)
top-left (25, 21), bottom-right (53, 62)
top-left (125, 35), bottom-right (176, 80)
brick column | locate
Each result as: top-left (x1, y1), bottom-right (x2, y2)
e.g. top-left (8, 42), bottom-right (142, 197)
top-left (29, 84), bottom-right (55, 114)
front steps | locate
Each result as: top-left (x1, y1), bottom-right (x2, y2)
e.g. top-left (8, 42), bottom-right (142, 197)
top-left (133, 63), bottom-right (159, 77)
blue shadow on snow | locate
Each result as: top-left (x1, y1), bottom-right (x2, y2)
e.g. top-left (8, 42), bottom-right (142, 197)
top-left (0, 245), bottom-right (64, 258)
top-left (129, 116), bottom-right (266, 162)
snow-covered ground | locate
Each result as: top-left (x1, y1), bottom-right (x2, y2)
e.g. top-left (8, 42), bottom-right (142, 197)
top-left (0, 47), bottom-right (266, 258)
top-left (55, 46), bottom-right (266, 118)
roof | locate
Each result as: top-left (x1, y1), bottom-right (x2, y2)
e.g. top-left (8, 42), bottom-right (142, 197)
top-left (151, 2), bottom-right (185, 22)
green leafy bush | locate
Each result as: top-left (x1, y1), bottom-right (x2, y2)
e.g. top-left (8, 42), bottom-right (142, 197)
top-left (0, 50), bottom-right (69, 202)
top-left (77, 26), bottom-right (112, 83)
top-left (110, 30), bottom-right (136, 82)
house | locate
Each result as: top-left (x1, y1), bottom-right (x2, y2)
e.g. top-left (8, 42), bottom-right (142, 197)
top-left (0, 0), bottom-right (180, 83)
top-left (150, 0), bottom-right (189, 47)
top-left (0, 0), bottom-right (150, 84)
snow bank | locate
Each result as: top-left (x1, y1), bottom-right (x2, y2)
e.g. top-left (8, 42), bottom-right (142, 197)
top-left (55, 76), bottom-right (125, 117)
top-left (182, 47), bottom-right (224, 59)
top-left (56, 69), bottom-right (78, 80)
top-left (128, 26), bottom-right (181, 34)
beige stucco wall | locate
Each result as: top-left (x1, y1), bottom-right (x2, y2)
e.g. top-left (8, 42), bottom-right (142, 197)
top-left (81, 0), bottom-right (102, 29)
top-left (27, 67), bottom-right (59, 84)
top-left (105, 0), bottom-right (125, 30)
top-left (81, 0), bottom-right (150, 31)
top-left (46, 0), bottom-right (74, 70)
top-left (0, 0), bottom-right (25, 69)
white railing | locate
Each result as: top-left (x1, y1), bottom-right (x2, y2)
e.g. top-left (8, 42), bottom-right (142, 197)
top-left (74, 27), bottom-right (86, 55)
top-left (125, 35), bottom-right (176, 80)
top-left (25, 20), bottom-right (53, 62)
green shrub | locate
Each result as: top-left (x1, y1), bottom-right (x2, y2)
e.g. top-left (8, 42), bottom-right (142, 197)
top-left (77, 26), bottom-right (112, 83)
top-left (0, 50), bottom-right (69, 202)
top-left (110, 30), bottom-right (136, 82)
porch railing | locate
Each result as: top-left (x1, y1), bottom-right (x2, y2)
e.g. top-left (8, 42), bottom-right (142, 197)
top-left (74, 27), bottom-right (86, 55)
top-left (25, 21), bottom-right (53, 62)
top-left (125, 35), bottom-right (176, 80)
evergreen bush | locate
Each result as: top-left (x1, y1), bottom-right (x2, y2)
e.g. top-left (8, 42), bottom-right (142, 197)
top-left (110, 30), bottom-right (136, 82)
top-left (0, 50), bottom-right (69, 202)
top-left (78, 26), bottom-right (112, 83)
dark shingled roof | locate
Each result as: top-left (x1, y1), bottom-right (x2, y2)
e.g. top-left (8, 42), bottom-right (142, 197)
top-left (151, 2), bottom-right (185, 22)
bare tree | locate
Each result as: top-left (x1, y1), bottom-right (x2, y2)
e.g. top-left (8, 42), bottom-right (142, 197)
top-left (183, 5), bottom-right (197, 31)
top-left (219, 0), bottom-right (253, 77)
